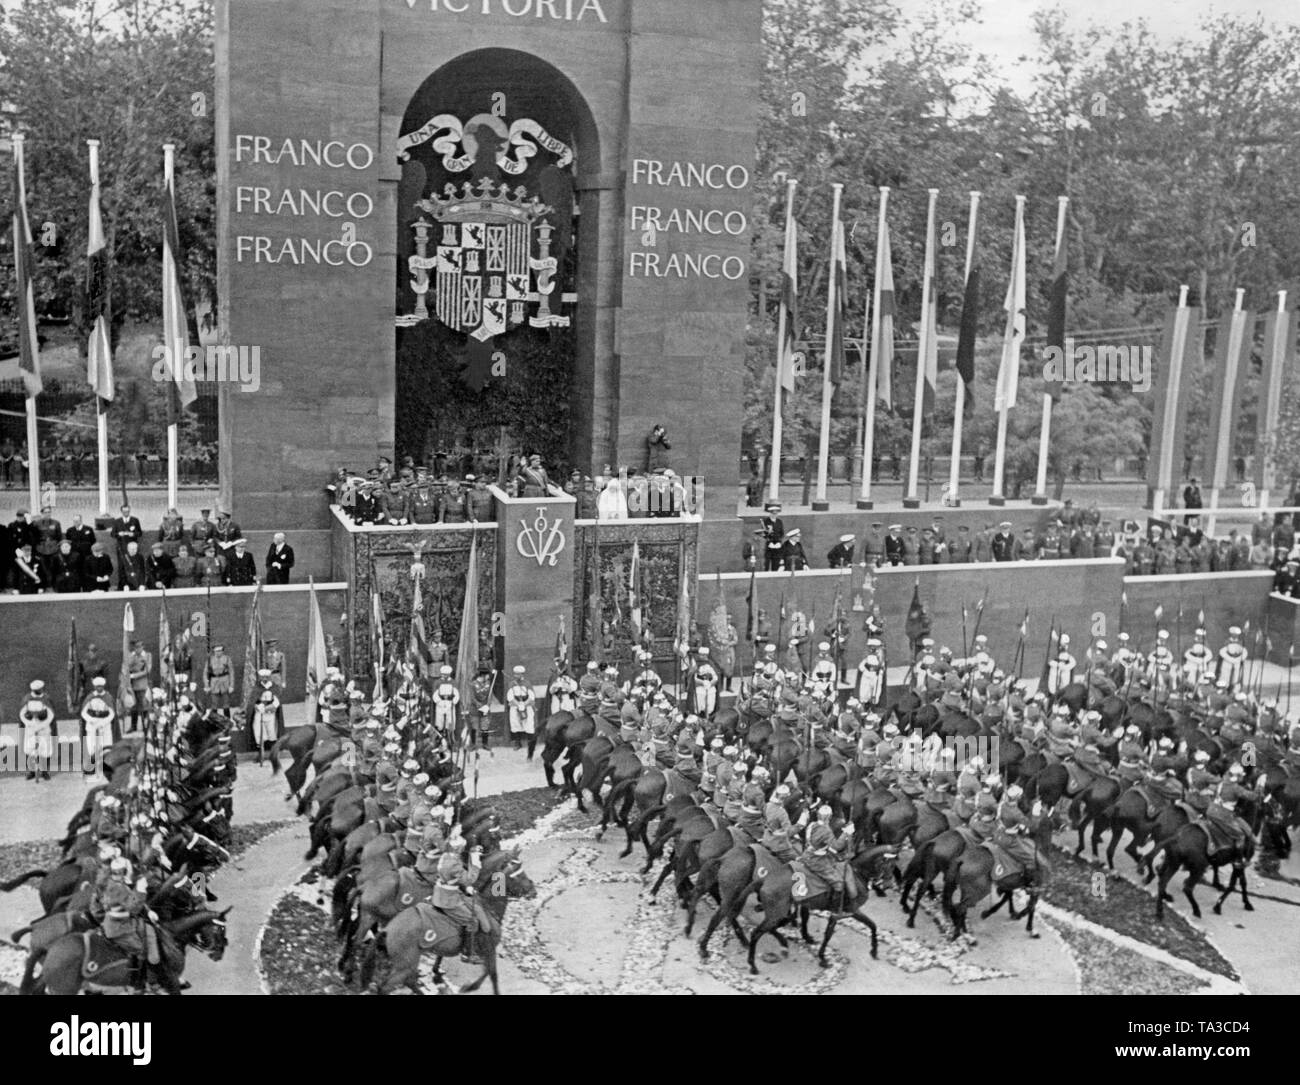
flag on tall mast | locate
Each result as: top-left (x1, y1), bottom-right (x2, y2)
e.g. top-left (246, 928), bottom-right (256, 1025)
top-left (86, 141), bottom-right (113, 407)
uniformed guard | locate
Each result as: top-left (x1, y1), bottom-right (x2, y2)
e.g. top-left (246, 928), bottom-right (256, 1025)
top-left (251, 669), bottom-right (283, 760)
top-left (1217, 627), bottom-right (1248, 692)
top-left (810, 642), bottom-right (837, 702)
top-left (80, 676), bottom-right (116, 774)
top-left (20, 679), bottom-right (55, 782)
top-left (507, 665), bottom-right (537, 754)
top-left (690, 647), bottom-right (719, 719)
top-left (547, 659), bottom-right (578, 718)
top-left (1146, 629), bottom-right (1176, 694)
top-left (1047, 634), bottom-right (1076, 696)
top-left (855, 639), bottom-right (885, 706)
top-left (431, 665), bottom-right (460, 735)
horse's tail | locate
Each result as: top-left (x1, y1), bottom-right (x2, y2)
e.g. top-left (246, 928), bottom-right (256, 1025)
top-left (321, 837), bottom-right (346, 879)
top-left (359, 929), bottom-right (384, 989)
top-left (629, 803), bottom-right (666, 844)
top-left (0, 869), bottom-right (46, 893)
top-left (268, 732), bottom-right (289, 775)
top-left (331, 870), bottom-right (357, 929)
top-left (10, 925), bottom-right (31, 944)
top-left (1145, 832), bottom-right (1177, 876)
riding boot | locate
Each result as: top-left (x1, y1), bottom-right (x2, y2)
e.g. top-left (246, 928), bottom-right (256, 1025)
top-left (459, 928), bottom-right (481, 964)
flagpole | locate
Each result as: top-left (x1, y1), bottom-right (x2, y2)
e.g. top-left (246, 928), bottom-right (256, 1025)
top-left (991, 195), bottom-right (1026, 506)
top-left (13, 134), bottom-right (42, 515)
top-left (1207, 287), bottom-right (1247, 539)
top-left (88, 139), bottom-right (112, 518)
top-left (949, 191), bottom-right (980, 507)
top-left (163, 142), bottom-right (179, 512)
top-left (858, 187), bottom-right (890, 510)
top-left (813, 182), bottom-right (843, 511)
top-left (1258, 289), bottom-right (1288, 508)
top-left (1033, 196), bottom-right (1068, 505)
top-left (769, 178), bottom-right (797, 503)
top-left (905, 188), bottom-right (939, 508)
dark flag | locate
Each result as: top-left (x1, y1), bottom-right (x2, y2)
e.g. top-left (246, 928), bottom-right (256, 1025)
top-left (66, 618), bottom-right (82, 716)
top-left (955, 250), bottom-right (980, 401)
top-left (904, 581), bottom-right (929, 653)
top-left (161, 162), bottom-right (197, 423)
top-left (86, 141), bottom-right (113, 409)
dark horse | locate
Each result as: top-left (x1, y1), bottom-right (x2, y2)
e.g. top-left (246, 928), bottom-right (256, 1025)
top-left (1144, 822), bottom-right (1255, 920)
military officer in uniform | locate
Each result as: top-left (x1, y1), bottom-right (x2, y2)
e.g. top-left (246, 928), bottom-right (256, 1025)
top-left (884, 523), bottom-right (906, 566)
top-left (990, 521), bottom-right (1015, 562)
top-left (264, 638), bottom-right (286, 695)
top-left (407, 469), bottom-right (440, 524)
top-left (204, 643), bottom-right (234, 713)
top-left (863, 522), bottom-right (886, 567)
top-left (760, 503), bottom-right (786, 571)
top-left (826, 534), bottom-right (855, 568)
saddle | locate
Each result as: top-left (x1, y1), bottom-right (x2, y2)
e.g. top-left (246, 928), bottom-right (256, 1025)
top-left (396, 868), bottom-right (435, 909)
top-left (1064, 761), bottom-right (1102, 796)
top-left (1194, 817), bottom-right (1244, 859)
top-left (789, 860), bottom-right (837, 903)
top-left (80, 931), bottom-right (133, 985)
top-left (663, 770), bottom-right (697, 804)
top-left (412, 898), bottom-right (499, 946)
top-left (1132, 782), bottom-right (1166, 818)
top-left (728, 825), bottom-right (754, 850)
top-left (1175, 799), bottom-right (1204, 821)
top-left (980, 840), bottom-right (1024, 883)
top-left (749, 843), bottom-right (783, 879)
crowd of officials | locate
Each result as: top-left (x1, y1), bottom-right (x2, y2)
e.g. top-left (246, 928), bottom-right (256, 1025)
top-left (3, 503), bottom-right (295, 593)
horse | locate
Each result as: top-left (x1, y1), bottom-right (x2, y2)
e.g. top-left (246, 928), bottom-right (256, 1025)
top-left (34, 908), bottom-right (230, 995)
top-left (539, 710), bottom-right (596, 791)
top-left (1144, 822), bottom-right (1255, 920)
top-left (269, 724), bottom-right (346, 798)
top-left (361, 853), bottom-right (536, 994)
top-left (940, 811), bottom-right (1055, 941)
top-left (741, 844), bottom-right (896, 975)
top-left (1093, 787), bottom-right (1188, 869)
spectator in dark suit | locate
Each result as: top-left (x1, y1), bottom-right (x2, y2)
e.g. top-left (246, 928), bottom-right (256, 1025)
top-left (66, 514), bottom-right (96, 560)
top-left (118, 540), bottom-right (147, 591)
top-left (145, 542), bottom-right (176, 589)
top-left (7, 509), bottom-right (38, 590)
top-left (110, 503), bottom-right (143, 558)
top-left (223, 539), bottom-right (258, 586)
top-left (51, 540), bottom-right (82, 593)
top-left (84, 541), bottom-right (114, 591)
top-left (883, 524), bottom-right (907, 566)
top-left (265, 532), bottom-right (295, 584)
top-left (13, 543), bottom-right (44, 593)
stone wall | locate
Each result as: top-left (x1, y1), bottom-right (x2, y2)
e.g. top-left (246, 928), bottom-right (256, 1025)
top-left (0, 583), bottom-right (346, 716)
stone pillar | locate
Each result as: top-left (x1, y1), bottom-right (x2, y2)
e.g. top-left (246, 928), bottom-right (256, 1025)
top-left (492, 486), bottom-right (576, 693)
